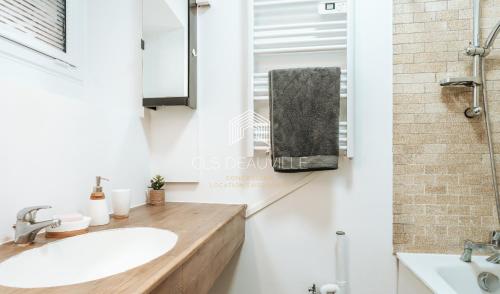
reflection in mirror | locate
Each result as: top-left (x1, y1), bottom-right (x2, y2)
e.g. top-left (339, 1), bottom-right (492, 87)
top-left (143, 0), bottom-right (188, 98)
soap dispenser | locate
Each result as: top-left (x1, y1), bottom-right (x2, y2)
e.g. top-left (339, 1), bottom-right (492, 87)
top-left (88, 176), bottom-right (110, 226)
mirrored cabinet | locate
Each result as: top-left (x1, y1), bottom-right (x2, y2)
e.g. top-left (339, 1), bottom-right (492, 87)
top-left (142, 0), bottom-right (198, 109)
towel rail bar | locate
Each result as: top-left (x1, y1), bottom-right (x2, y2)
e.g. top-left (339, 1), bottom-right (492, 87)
top-left (254, 145), bottom-right (348, 151)
top-left (254, 80), bottom-right (348, 89)
top-left (255, 37), bottom-right (347, 46)
top-left (254, 21), bottom-right (347, 31)
top-left (255, 44), bottom-right (347, 54)
top-left (255, 29), bottom-right (347, 39)
top-left (254, 90), bottom-right (348, 96)
top-left (248, 0), bottom-right (353, 158)
top-left (254, 78), bottom-right (348, 84)
top-left (254, 70), bottom-right (346, 78)
top-left (254, 0), bottom-right (319, 8)
top-left (254, 87), bottom-right (347, 92)
top-left (254, 94), bottom-right (348, 101)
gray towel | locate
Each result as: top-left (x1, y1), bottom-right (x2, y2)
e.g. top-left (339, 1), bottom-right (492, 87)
top-left (269, 67), bottom-right (340, 172)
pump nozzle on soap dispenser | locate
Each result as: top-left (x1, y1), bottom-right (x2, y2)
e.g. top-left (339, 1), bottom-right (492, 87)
top-left (88, 176), bottom-right (110, 226)
top-left (91, 176), bottom-right (109, 199)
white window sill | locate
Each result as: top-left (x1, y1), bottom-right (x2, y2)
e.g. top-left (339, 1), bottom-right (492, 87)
top-left (0, 37), bottom-right (84, 82)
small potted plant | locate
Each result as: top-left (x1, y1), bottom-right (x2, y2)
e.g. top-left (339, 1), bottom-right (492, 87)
top-left (149, 175), bottom-right (166, 206)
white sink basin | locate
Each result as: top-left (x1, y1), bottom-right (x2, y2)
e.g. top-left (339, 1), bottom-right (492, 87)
top-left (0, 227), bottom-right (178, 288)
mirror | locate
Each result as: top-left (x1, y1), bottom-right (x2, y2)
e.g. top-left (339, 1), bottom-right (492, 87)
top-left (142, 0), bottom-right (197, 109)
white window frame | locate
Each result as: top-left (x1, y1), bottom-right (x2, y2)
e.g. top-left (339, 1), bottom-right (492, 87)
top-left (0, 0), bottom-right (85, 79)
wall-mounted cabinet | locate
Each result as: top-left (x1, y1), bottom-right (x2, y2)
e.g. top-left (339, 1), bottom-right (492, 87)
top-left (142, 0), bottom-right (198, 109)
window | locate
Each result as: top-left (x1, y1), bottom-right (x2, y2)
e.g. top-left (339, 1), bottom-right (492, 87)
top-left (0, 0), bottom-right (66, 53)
top-left (0, 0), bottom-right (83, 77)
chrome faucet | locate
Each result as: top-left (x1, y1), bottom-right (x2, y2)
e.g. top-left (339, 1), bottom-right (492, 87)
top-left (461, 231), bottom-right (500, 264)
top-left (13, 206), bottom-right (61, 245)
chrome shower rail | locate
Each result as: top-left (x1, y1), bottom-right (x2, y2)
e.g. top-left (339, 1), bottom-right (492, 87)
top-left (440, 0), bottom-right (500, 226)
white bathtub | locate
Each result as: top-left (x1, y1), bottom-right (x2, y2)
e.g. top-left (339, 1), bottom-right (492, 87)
top-left (397, 253), bottom-right (500, 294)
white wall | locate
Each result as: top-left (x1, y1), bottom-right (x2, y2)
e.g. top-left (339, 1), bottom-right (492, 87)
top-left (0, 0), bottom-right (149, 243)
top-left (149, 106), bottom-right (199, 182)
top-left (156, 0), bottom-right (396, 293)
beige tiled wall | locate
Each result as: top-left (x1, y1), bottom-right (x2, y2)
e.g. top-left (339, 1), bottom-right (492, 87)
top-left (393, 0), bottom-right (500, 253)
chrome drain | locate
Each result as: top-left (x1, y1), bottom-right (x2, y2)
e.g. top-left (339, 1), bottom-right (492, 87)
top-left (478, 272), bottom-right (500, 292)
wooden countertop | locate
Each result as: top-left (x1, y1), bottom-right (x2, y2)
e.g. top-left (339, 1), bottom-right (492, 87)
top-left (0, 202), bottom-right (246, 294)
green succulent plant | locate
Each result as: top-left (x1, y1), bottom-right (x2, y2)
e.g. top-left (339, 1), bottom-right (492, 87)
top-left (150, 175), bottom-right (166, 190)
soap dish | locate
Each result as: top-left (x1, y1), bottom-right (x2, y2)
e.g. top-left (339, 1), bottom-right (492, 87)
top-left (46, 216), bottom-right (92, 239)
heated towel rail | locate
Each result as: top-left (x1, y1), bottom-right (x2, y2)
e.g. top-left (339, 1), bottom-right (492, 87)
top-left (247, 0), bottom-right (354, 158)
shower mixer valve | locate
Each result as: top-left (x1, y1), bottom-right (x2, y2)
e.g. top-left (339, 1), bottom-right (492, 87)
top-left (465, 43), bottom-right (490, 57)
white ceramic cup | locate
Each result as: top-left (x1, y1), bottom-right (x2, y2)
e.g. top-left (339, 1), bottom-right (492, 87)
top-left (111, 189), bottom-right (131, 218)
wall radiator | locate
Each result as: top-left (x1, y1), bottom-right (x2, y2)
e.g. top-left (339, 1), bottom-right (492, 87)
top-left (247, 0), bottom-right (354, 158)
